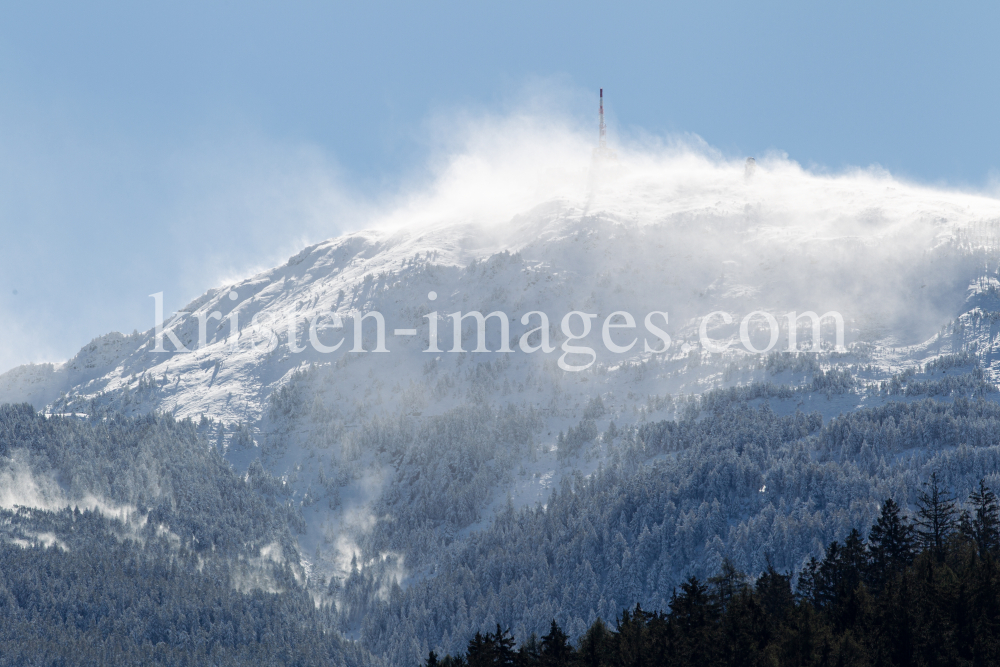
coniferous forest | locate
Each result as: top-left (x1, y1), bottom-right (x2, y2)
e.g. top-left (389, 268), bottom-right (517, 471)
top-left (5, 392), bottom-right (1000, 665)
top-left (7, 12), bottom-right (1000, 663)
top-left (0, 404), bottom-right (366, 666)
top-left (424, 485), bottom-right (1000, 666)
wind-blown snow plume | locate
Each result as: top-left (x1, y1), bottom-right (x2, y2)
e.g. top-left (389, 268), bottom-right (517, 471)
top-left (6, 104), bottom-right (1000, 667)
top-left (0, 452), bottom-right (66, 512)
top-left (5, 110), bottom-right (1000, 426)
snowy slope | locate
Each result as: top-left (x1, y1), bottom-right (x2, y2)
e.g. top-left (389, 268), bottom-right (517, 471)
top-left (5, 147), bottom-right (1000, 608)
top-left (9, 152), bottom-right (1000, 419)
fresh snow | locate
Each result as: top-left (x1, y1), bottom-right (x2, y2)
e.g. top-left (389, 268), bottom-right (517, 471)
top-left (5, 148), bottom-right (1000, 589)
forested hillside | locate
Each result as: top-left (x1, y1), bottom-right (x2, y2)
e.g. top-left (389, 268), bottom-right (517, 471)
top-left (422, 484), bottom-right (1000, 666)
top-left (6, 384), bottom-right (1000, 665)
top-left (6, 391), bottom-right (1000, 664)
top-left (0, 405), bottom-right (370, 666)
top-left (345, 394), bottom-right (1000, 663)
top-left (5, 161), bottom-right (1000, 664)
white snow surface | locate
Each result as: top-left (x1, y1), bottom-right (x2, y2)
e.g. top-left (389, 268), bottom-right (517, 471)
top-left (5, 147), bottom-right (1000, 582)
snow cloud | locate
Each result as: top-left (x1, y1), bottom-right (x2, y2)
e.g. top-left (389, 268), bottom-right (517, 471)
top-left (5, 83), bottom-right (1000, 376)
top-left (0, 451), bottom-right (137, 521)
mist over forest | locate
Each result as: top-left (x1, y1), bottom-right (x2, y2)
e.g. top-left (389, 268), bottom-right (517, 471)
top-left (5, 42), bottom-right (1000, 661)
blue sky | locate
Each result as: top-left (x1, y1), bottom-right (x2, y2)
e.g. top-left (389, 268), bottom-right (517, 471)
top-left (1, 1), bottom-right (999, 373)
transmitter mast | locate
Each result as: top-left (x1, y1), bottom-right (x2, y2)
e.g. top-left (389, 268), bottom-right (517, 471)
top-left (594, 89), bottom-right (616, 160)
top-left (599, 88), bottom-right (607, 150)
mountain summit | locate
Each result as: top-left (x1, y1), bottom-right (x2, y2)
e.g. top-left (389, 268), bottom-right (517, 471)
top-left (5, 148), bottom-right (1000, 663)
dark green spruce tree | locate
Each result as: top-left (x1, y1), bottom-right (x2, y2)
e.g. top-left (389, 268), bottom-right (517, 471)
top-left (867, 498), bottom-right (915, 590)
top-left (915, 472), bottom-right (958, 561)
top-left (539, 619), bottom-right (574, 667)
top-left (966, 478), bottom-right (1000, 557)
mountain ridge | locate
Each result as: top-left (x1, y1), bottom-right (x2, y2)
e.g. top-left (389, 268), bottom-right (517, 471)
top-left (5, 151), bottom-right (1000, 663)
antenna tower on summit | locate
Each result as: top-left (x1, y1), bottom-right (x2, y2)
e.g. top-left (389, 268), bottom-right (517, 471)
top-left (593, 89), bottom-right (616, 161)
top-left (599, 88), bottom-right (607, 149)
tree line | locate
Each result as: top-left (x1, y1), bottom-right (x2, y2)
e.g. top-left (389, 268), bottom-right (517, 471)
top-left (423, 475), bottom-right (1000, 666)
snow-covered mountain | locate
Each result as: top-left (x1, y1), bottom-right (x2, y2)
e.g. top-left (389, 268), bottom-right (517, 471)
top-left (6, 145), bottom-right (1000, 662)
top-left (7, 150), bottom-right (999, 420)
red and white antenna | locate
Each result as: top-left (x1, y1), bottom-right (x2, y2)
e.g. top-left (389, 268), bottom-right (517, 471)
top-left (593, 89), bottom-right (616, 162)
top-left (599, 88), bottom-right (607, 149)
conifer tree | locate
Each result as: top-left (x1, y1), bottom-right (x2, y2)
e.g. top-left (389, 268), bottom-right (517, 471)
top-left (754, 561), bottom-right (795, 625)
top-left (868, 498), bottom-right (915, 591)
top-left (576, 620), bottom-right (612, 667)
top-left (466, 632), bottom-right (492, 667)
top-left (490, 626), bottom-right (517, 667)
top-left (967, 478), bottom-right (1000, 557)
top-left (516, 632), bottom-right (540, 667)
top-left (539, 620), bottom-right (574, 666)
top-left (615, 606), bottom-right (651, 667)
top-left (837, 529), bottom-right (868, 593)
top-left (796, 556), bottom-right (823, 607)
top-left (708, 557), bottom-right (748, 611)
top-left (668, 578), bottom-right (719, 666)
top-left (915, 472), bottom-right (957, 561)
